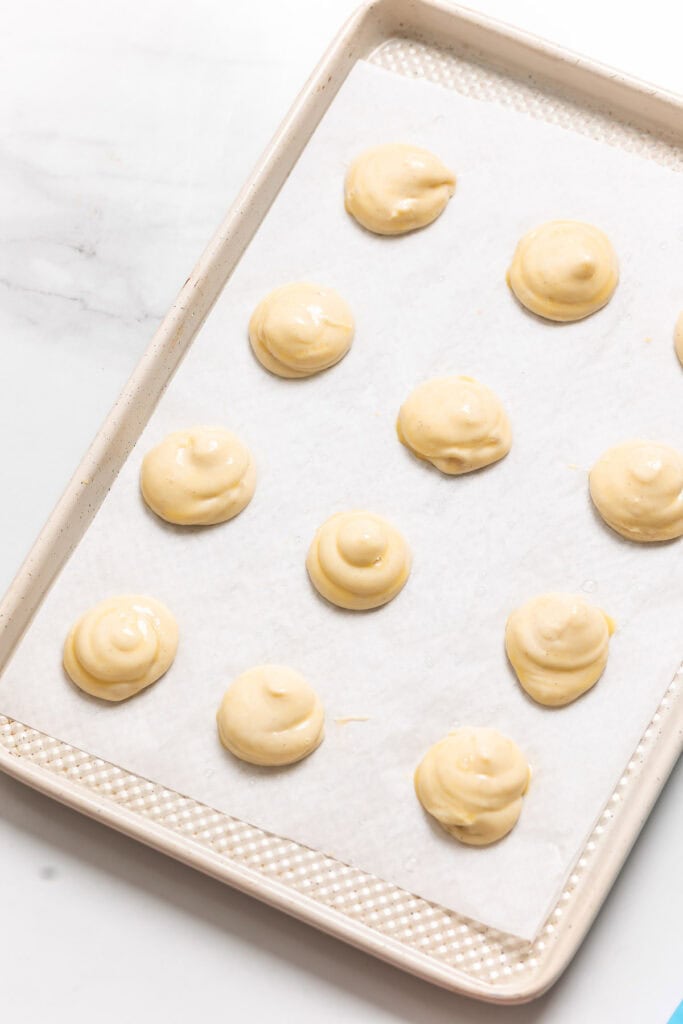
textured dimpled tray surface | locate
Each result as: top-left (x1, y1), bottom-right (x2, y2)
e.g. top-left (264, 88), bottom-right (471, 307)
top-left (2, 666), bottom-right (681, 995)
top-left (1, 3), bottom-right (682, 1004)
top-left (375, 37), bottom-right (683, 170)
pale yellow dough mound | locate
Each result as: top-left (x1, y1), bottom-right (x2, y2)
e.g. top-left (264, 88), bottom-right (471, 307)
top-left (675, 311), bottom-right (683, 366)
top-left (589, 440), bottom-right (683, 542)
top-left (397, 375), bottom-right (512, 474)
top-left (63, 595), bottom-right (178, 702)
top-left (508, 220), bottom-right (618, 322)
top-left (505, 593), bottom-right (614, 707)
top-left (306, 510), bottom-right (411, 611)
top-left (216, 665), bottom-right (324, 766)
top-left (141, 426), bottom-right (256, 526)
top-left (414, 728), bottom-right (531, 846)
top-left (345, 143), bottom-right (455, 235)
top-left (248, 282), bottom-right (354, 378)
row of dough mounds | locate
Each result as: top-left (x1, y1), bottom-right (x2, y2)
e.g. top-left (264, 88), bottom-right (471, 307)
top-left (137, 417), bottom-right (683, 547)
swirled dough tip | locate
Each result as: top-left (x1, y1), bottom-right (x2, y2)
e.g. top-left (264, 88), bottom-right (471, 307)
top-left (674, 311), bottom-right (683, 366)
top-left (216, 664), bottom-right (324, 766)
top-left (505, 592), bottom-right (613, 706)
top-left (141, 426), bottom-right (256, 526)
top-left (589, 439), bottom-right (683, 542)
top-left (507, 220), bottom-right (618, 322)
top-left (306, 510), bottom-right (411, 610)
top-left (63, 595), bottom-right (178, 702)
top-left (248, 281), bottom-right (354, 378)
top-left (345, 143), bottom-right (455, 236)
top-left (415, 727), bottom-right (530, 846)
top-left (397, 375), bottom-right (512, 474)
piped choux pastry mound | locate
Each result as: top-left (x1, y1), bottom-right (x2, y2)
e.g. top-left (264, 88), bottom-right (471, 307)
top-left (63, 595), bottom-right (178, 702)
top-left (141, 426), bottom-right (256, 526)
top-left (505, 593), bottom-right (614, 706)
top-left (507, 220), bottom-right (618, 322)
top-left (397, 375), bottom-right (512, 474)
top-left (589, 440), bottom-right (683, 542)
top-left (249, 282), bottom-right (354, 378)
top-left (674, 311), bottom-right (683, 366)
top-left (415, 728), bottom-right (531, 846)
top-left (217, 665), bottom-right (324, 766)
top-left (345, 143), bottom-right (455, 235)
top-left (306, 510), bottom-right (411, 611)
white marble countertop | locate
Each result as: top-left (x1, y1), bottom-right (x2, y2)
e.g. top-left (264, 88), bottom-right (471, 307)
top-left (1, 1), bottom-right (681, 1020)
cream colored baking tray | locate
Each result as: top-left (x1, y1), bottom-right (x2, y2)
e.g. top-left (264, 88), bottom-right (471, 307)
top-left (1, 0), bottom-right (682, 1004)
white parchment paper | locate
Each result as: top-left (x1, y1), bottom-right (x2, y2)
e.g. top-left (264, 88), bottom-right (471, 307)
top-left (3, 62), bottom-right (683, 940)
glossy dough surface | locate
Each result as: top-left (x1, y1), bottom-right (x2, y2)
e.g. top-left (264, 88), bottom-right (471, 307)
top-left (216, 665), bottom-right (325, 766)
top-left (306, 510), bottom-right (411, 610)
top-left (248, 282), bottom-right (354, 378)
top-left (414, 728), bottom-right (531, 846)
top-left (589, 440), bottom-right (683, 542)
top-left (505, 593), bottom-right (614, 706)
top-left (63, 595), bottom-right (178, 701)
top-left (397, 375), bottom-right (512, 474)
top-left (675, 311), bottom-right (683, 366)
top-left (508, 220), bottom-right (618, 322)
top-left (344, 143), bottom-right (455, 235)
top-left (141, 426), bottom-right (256, 526)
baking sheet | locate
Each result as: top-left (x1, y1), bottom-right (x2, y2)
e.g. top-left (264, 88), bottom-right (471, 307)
top-left (3, 61), bottom-right (683, 940)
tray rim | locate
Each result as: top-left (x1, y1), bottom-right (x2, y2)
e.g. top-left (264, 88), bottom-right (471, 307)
top-left (1, 0), bottom-right (682, 1004)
